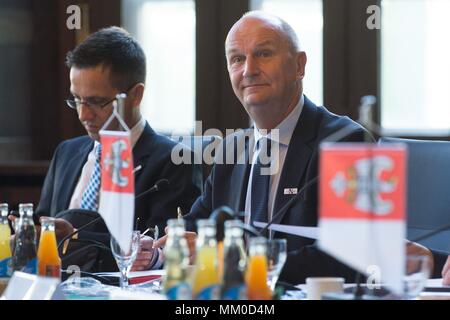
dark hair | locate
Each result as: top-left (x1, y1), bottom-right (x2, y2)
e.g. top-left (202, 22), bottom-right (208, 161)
top-left (65, 26), bottom-right (146, 91)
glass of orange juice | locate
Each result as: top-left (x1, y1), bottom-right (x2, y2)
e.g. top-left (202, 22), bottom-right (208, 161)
top-left (245, 237), bottom-right (271, 300)
top-left (37, 217), bottom-right (61, 278)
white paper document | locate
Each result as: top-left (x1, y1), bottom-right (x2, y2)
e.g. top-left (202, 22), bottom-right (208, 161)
top-left (426, 278), bottom-right (449, 289)
top-left (253, 221), bottom-right (319, 240)
top-left (95, 269), bottom-right (165, 278)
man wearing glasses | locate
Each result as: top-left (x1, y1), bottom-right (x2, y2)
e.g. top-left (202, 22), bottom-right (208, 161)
top-left (33, 27), bottom-right (200, 272)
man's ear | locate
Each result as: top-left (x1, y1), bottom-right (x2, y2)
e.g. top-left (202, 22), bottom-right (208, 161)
top-left (129, 83), bottom-right (145, 108)
top-left (296, 51), bottom-right (307, 81)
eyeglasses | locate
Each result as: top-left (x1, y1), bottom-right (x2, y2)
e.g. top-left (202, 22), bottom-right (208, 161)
top-left (65, 96), bottom-right (116, 112)
top-left (65, 84), bottom-right (137, 112)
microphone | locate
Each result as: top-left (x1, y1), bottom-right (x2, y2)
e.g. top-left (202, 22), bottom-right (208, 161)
top-left (62, 241), bottom-right (111, 261)
top-left (210, 206), bottom-right (235, 242)
top-left (135, 178), bottom-right (169, 199)
top-left (57, 178), bottom-right (170, 251)
top-left (256, 176), bottom-right (318, 236)
top-left (242, 121), bottom-right (361, 237)
top-left (256, 96), bottom-right (377, 237)
top-left (57, 214), bottom-right (104, 251)
top-left (209, 206), bottom-right (260, 240)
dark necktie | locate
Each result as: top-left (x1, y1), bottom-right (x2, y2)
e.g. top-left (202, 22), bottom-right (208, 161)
top-left (250, 138), bottom-right (271, 228)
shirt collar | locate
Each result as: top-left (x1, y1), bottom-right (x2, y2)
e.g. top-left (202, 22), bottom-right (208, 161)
top-left (130, 117), bottom-right (146, 148)
top-left (94, 117), bottom-right (146, 150)
top-left (253, 94), bottom-right (304, 150)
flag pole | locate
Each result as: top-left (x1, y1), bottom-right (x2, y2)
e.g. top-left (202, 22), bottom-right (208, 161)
top-left (101, 93), bottom-right (130, 132)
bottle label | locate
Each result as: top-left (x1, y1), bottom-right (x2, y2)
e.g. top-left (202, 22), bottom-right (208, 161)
top-left (166, 282), bottom-right (191, 300)
top-left (0, 257), bottom-right (12, 277)
top-left (42, 265), bottom-right (61, 278)
top-left (196, 285), bottom-right (220, 300)
top-left (22, 258), bottom-right (37, 275)
top-left (222, 285), bottom-right (247, 300)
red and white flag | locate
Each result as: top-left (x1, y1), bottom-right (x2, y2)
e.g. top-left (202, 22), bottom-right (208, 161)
top-left (99, 130), bottom-right (134, 251)
top-left (319, 143), bottom-right (407, 293)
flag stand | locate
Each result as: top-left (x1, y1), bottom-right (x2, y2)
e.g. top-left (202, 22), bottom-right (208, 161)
top-left (318, 96), bottom-right (406, 300)
top-left (97, 92), bottom-right (135, 252)
top-left (101, 93), bottom-right (130, 133)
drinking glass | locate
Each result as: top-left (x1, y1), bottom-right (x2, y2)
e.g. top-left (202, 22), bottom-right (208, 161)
top-left (403, 254), bottom-right (430, 299)
top-left (266, 238), bottom-right (287, 292)
top-left (110, 231), bottom-right (140, 289)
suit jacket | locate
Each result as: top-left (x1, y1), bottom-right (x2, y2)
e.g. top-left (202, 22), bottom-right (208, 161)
top-left (185, 97), bottom-right (369, 284)
top-left (36, 122), bottom-right (201, 270)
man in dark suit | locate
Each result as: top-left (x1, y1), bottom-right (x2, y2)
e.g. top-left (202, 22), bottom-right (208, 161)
top-left (33, 27), bottom-right (200, 272)
top-left (182, 11), bottom-right (366, 284)
top-left (181, 11), bottom-right (444, 285)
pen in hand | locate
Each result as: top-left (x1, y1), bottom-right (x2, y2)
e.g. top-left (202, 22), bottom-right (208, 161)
top-left (177, 207), bottom-right (184, 220)
top-left (141, 226), bottom-right (159, 249)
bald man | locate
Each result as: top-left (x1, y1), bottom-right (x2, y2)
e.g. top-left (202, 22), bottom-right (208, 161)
top-left (181, 11), bottom-right (368, 284)
top-left (152, 11), bottom-right (450, 287)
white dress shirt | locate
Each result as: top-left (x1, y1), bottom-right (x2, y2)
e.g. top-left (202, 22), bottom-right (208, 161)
top-left (244, 95), bottom-right (304, 230)
top-left (67, 117), bottom-right (165, 270)
top-left (69, 117), bottom-right (146, 209)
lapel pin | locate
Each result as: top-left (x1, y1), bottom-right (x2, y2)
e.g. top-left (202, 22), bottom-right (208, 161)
top-left (284, 188), bottom-right (298, 195)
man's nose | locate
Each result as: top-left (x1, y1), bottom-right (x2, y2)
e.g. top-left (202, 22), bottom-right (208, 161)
top-left (78, 103), bottom-right (94, 121)
top-left (243, 56), bottom-right (260, 78)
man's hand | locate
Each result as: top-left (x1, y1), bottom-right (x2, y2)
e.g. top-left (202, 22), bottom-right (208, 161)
top-left (153, 227), bottom-right (197, 264)
top-left (184, 232), bottom-right (197, 264)
top-left (406, 240), bottom-right (434, 274)
top-left (131, 235), bottom-right (156, 271)
top-left (442, 256), bottom-right (450, 286)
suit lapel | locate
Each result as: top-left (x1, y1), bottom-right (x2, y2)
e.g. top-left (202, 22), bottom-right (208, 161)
top-left (231, 164), bottom-right (251, 212)
top-left (132, 122), bottom-right (155, 182)
top-left (56, 124), bottom-right (154, 212)
top-left (58, 139), bottom-right (93, 210)
top-left (272, 97), bottom-right (318, 224)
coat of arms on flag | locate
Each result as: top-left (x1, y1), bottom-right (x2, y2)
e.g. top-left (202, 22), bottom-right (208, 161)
top-left (98, 130), bottom-right (135, 251)
top-left (319, 142), bottom-right (407, 294)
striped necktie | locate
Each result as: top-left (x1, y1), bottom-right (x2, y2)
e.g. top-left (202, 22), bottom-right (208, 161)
top-left (80, 144), bottom-right (102, 211)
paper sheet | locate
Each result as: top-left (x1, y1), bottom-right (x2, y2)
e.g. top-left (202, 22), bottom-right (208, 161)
top-left (253, 221), bottom-right (319, 239)
top-left (95, 269), bottom-right (165, 278)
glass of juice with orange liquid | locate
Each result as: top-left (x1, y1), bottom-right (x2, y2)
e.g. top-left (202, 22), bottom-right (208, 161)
top-left (245, 237), bottom-right (272, 300)
top-left (37, 217), bottom-right (61, 278)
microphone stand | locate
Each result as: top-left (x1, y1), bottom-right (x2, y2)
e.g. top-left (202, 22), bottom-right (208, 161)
top-left (62, 242), bottom-right (111, 262)
top-left (257, 176), bottom-right (319, 236)
top-left (57, 179), bottom-right (170, 258)
top-left (256, 98), bottom-right (378, 238)
top-left (57, 216), bottom-right (104, 251)
top-left (322, 96), bottom-right (380, 300)
top-left (350, 96), bottom-right (377, 300)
